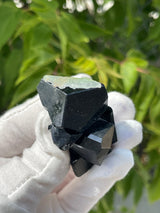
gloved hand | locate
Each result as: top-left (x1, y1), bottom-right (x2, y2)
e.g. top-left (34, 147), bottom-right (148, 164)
top-left (0, 92), bottom-right (142, 213)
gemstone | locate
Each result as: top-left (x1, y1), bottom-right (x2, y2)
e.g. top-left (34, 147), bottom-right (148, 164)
top-left (50, 125), bottom-right (82, 150)
top-left (37, 76), bottom-right (107, 131)
top-left (37, 75), bottom-right (117, 176)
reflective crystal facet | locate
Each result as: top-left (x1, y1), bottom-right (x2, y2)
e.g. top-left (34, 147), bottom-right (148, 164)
top-left (37, 75), bottom-right (117, 177)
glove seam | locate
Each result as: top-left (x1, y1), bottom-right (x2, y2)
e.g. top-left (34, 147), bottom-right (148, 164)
top-left (8, 156), bottom-right (53, 198)
top-left (0, 96), bottom-right (39, 124)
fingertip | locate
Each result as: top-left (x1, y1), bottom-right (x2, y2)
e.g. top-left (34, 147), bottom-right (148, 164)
top-left (58, 149), bottom-right (134, 213)
top-left (108, 92), bottom-right (135, 122)
top-left (35, 110), bottom-right (70, 163)
top-left (114, 120), bottom-right (143, 150)
top-left (0, 95), bottom-right (43, 157)
top-left (86, 148), bottom-right (134, 181)
top-left (109, 148), bottom-right (134, 180)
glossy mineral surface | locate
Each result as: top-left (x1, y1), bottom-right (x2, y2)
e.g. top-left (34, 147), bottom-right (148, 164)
top-left (37, 76), bottom-right (107, 131)
top-left (37, 75), bottom-right (117, 177)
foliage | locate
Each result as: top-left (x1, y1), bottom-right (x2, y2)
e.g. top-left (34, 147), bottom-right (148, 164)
top-left (0, 0), bottom-right (160, 212)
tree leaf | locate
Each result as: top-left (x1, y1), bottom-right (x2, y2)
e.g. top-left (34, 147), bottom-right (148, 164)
top-left (70, 57), bottom-right (98, 75)
top-left (145, 136), bottom-right (160, 152)
top-left (135, 75), bottom-right (155, 122)
top-left (78, 21), bottom-right (112, 39)
top-left (120, 61), bottom-right (138, 93)
top-left (16, 23), bottom-right (56, 84)
top-left (148, 165), bottom-right (160, 202)
top-left (0, 4), bottom-right (21, 50)
top-left (57, 12), bottom-right (89, 44)
top-left (15, 15), bottom-right (40, 38)
top-left (94, 56), bottom-right (122, 79)
top-left (30, 0), bottom-right (58, 23)
top-left (3, 49), bottom-right (23, 96)
top-left (133, 172), bottom-right (144, 205)
top-left (147, 17), bottom-right (160, 43)
top-left (9, 68), bottom-right (52, 108)
top-left (119, 169), bottom-right (134, 198)
top-left (149, 96), bottom-right (160, 128)
top-left (57, 21), bottom-right (68, 60)
top-left (127, 57), bottom-right (148, 69)
top-left (16, 47), bottom-right (57, 85)
top-left (98, 70), bottom-right (108, 87)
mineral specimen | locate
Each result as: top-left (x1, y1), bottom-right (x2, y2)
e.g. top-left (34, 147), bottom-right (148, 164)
top-left (37, 75), bottom-right (117, 177)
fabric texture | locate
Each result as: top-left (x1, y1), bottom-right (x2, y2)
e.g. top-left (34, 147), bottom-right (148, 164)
top-left (0, 91), bottom-right (142, 213)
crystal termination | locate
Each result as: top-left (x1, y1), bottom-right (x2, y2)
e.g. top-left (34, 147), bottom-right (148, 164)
top-left (37, 76), bottom-right (117, 177)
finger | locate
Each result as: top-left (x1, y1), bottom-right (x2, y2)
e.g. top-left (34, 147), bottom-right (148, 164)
top-left (114, 120), bottom-right (143, 149)
top-left (54, 119), bottom-right (142, 194)
top-left (53, 168), bottom-right (75, 193)
top-left (0, 157), bottom-right (11, 167)
top-left (0, 111), bottom-right (70, 212)
top-left (58, 148), bottom-right (134, 213)
top-left (0, 195), bottom-right (28, 213)
top-left (0, 95), bottom-right (44, 157)
top-left (108, 92), bottom-right (135, 122)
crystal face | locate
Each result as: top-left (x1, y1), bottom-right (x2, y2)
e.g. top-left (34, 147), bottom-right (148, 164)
top-left (37, 75), bottom-right (117, 177)
top-left (43, 75), bottom-right (102, 89)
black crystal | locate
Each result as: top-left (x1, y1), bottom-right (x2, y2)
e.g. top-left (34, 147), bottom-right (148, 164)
top-left (37, 79), bottom-right (107, 131)
top-left (37, 76), bottom-right (117, 177)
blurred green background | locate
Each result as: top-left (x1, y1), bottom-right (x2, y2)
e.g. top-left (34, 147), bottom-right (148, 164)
top-left (0, 0), bottom-right (160, 212)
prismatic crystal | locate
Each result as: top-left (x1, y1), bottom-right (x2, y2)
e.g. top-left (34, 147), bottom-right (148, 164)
top-left (37, 76), bottom-right (117, 176)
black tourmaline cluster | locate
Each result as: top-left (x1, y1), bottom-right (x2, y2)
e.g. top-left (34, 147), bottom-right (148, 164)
top-left (37, 75), bottom-right (117, 177)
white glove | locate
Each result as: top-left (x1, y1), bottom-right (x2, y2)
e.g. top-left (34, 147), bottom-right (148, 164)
top-left (0, 92), bottom-right (142, 213)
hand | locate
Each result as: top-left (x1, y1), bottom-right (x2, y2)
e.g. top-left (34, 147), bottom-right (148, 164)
top-left (0, 92), bottom-right (142, 213)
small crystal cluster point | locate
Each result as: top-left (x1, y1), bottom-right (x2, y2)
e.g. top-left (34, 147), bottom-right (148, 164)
top-left (37, 75), bottom-right (117, 176)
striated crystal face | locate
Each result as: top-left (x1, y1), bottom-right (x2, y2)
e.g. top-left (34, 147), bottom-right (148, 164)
top-left (37, 75), bottom-right (117, 177)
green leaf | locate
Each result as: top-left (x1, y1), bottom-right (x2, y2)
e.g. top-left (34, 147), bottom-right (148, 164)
top-left (148, 165), bottom-right (160, 202)
top-left (144, 123), bottom-right (160, 136)
top-left (133, 173), bottom-right (143, 205)
top-left (145, 136), bottom-right (160, 152)
top-left (126, 0), bottom-right (136, 35)
top-left (69, 43), bottom-right (91, 57)
top-left (30, 0), bottom-right (58, 24)
top-left (147, 17), bottom-right (160, 43)
top-left (15, 15), bottom-right (40, 38)
top-left (4, 49), bottom-right (22, 96)
top-left (134, 156), bottom-right (149, 185)
top-left (103, 0), bottom-right (125, 31)
top-left (126, 49), bottom-right (148, 68)
top-left (57, 13), bottom-right (89, 44)
top-left (9, 68), bottom-right (52, 108)
top-left (16, 23), bottom-right (56, 84)
top-left (57, 21), bottom-right (68, 60)
top-left (98, 70), bottom-right (108, 87)
top-left (78, 21), bottom-right (112, 39)
top-left (104, 187), bottom-right (115, 210)
top-left (127, 57), bottom-right (148, 69)
top-left (119, 169), bottom-right (134, 198)
top-left (120, 61), bottom-right (138, 93)
top-left (135, 75), bottom-right (155, 122)
top-left (0, 4), bottom-right (21, 50)
top-left (16, 47), bottom-right (57, 84)
top-left (126, 49), bottom-right (146, 59)
top-left (149, 97), bottom-right (160, 128)
top-left (71, 57), bottom-right (98, 75)
top-left (23, 22), bottom-right (53, 52)
top-left (94, 56), bottom-right (122, 79)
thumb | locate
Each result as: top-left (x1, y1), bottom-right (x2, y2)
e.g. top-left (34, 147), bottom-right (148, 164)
top-left (0, 111), bottom-right (70, 212)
